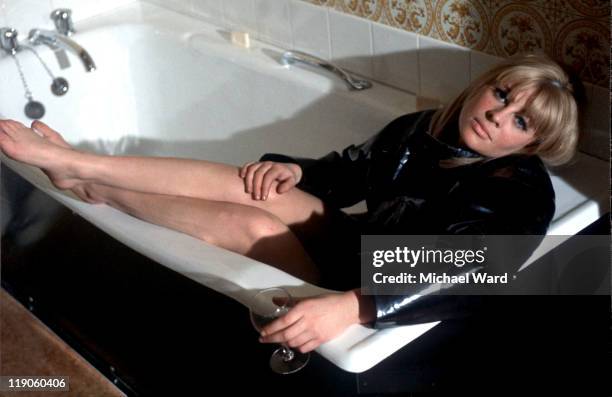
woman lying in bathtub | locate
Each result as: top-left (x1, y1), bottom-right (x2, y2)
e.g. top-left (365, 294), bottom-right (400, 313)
top-left (0, 53), bottom-right (581, 353)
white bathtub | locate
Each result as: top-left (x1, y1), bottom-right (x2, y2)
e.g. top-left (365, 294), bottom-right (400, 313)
top-left (0, 2), bottom-right (608, 373)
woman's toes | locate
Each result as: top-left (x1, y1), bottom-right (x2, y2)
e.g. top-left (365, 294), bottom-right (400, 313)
top-left (31, 120), bottom-right (71, 148)
top-left (0, 120), bottom-right (22, 138)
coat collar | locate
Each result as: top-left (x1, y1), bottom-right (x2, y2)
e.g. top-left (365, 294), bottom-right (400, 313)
top-left (415, 109), bottom-right (482, 159)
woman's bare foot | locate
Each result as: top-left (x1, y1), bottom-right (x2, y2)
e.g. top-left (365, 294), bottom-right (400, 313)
top-left (0, 119), bottom-right (83, 190)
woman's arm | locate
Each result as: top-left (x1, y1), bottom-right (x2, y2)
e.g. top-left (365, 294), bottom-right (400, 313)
top-left (258, 112), bottom-right (424, 209)
top-left (259, 146), bottom-right (372, 209)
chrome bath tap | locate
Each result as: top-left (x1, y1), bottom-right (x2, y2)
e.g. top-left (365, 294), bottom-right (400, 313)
top-left (51, 9), bottom-right (75, 36)
top-left (0, 28), bottom-right (19, 55)
top-left (26, 8), bottom-right (95, 72)
top-left (28, 29), bottom-right (96, 72)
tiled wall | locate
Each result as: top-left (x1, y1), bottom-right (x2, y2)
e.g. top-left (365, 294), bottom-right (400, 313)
top-left (149, 0), bottom-right (501, 101)
top-left (305, 0), bottom-right (610, 89)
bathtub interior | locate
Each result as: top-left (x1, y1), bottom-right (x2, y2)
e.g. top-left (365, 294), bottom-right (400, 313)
top-left (0, 2), bottom-right (609, 374)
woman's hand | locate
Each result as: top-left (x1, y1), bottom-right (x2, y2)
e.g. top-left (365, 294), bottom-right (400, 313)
top-left (258, 289), bottom-right (375, 353)
top-left (239, 161), bottom-right (302, 200)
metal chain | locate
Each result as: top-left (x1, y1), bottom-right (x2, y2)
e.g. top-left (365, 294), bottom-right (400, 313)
top-left (10, 53), bottom-right (33, 101)
top-left (21, 45), bottom-right (56, 80)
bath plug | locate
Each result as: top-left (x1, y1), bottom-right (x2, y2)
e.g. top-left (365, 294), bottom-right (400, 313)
top-left (231, 31), bottom-right (250, 48)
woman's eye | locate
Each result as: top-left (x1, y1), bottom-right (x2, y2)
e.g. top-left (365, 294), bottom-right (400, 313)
top-left (514, 115), bottom-right (528, 131)
top-left (494, 87), bottom-right (508, 103)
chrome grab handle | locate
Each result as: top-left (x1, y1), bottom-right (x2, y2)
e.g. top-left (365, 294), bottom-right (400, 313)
top-left (281, 50), bottom-right (372, 90)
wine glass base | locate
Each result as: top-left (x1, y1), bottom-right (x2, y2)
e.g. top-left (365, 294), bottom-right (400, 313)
top-left (270, 348), bottom-right (310, 374)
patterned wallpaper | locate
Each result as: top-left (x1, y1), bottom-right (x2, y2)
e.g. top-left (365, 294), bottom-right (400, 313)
top-left (304, 0), bottom-right (610, 87)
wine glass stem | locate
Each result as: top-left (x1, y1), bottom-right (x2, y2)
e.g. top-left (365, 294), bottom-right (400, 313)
top-left (279, 344), bottom-right (295, 362)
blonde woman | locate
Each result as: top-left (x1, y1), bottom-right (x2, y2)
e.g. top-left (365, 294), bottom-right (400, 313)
top-left (0, 53), bottom-right (582, 353)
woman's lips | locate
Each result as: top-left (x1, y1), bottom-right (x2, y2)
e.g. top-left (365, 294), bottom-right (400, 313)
top-left (471, 118), bottom-right (491, 141)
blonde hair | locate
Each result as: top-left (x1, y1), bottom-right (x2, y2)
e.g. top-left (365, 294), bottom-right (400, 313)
top-left (431, 53), bottom-right (581, 167)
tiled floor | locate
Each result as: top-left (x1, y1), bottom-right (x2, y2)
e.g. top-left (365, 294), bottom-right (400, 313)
top-left (0, 288), bottom-right (125, 397)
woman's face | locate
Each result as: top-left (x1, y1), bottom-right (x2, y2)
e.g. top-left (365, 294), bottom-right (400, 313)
top-left (458, 84), bottom-right (537, 158)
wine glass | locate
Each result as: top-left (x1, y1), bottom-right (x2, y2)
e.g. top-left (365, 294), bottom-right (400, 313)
top-left (249, 287), bottom-right (310, 374)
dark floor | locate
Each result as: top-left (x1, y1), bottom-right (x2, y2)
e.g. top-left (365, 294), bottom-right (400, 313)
top-left (0, 288), bottom-right (125, 397)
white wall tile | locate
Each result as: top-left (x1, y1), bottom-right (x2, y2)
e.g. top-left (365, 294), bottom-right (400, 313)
top-left (588, 85), bottom-right (610, 134)
top-left (328, 9), bottom-right (372, 78)
top-left (191, 0), bottom-right (223, 23)
top-left (289, 0), bottom-right (329, 60)
top-left (576, 84), bottom-right (609, 160)
top-left (223, 0), bottom-right (256, 35)
top-left (254, 0), bottom-right (291, 48)
top-left (470, 50), bottom-right (502, 82)
top-left (0, 2), bottom-right (7, 27)
top-left (418, 35), bottom-right (469, 103)
top-left (371, 22), bottom-right (418, 93)
top-left (4, 0), bottom-right (53, 36)
top-left (144, 0), bottom-right (192, 14)
top-left (50, 0), bottom-right (136, 22)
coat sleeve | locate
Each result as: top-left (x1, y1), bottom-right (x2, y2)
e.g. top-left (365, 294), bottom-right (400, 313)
top-left (260, 113), bottom-right (421, 208)
top-left (259, 144), bottom-right (372, 209)
top-left (370, 163), bottom-right (556, 329)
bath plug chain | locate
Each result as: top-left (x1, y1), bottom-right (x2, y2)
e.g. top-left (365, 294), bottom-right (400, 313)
top-left (11, 53), bottom-right (33, 101)
top-left (11, 53), bottom-right (46, 119)
top-left (22, 45), bottom-right (69, 96)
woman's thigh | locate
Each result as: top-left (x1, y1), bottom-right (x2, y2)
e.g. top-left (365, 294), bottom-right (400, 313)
top-left (253, 184), bottom-right (326, 228)
top-left (181, 161), bottom-right (326, 229)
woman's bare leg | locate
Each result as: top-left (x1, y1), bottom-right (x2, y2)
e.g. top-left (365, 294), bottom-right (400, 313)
top-left (0, 120), bottom-right (332, 276)
top-left (71, 182), bottom-right (320, 283)
top-left (0, 120), bottom-right (325, 228)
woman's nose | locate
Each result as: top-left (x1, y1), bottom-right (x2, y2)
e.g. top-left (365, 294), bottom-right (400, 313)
top-left (485, 107), bottom-right (512, 128)
top-left (485, 110), bottom-right (500, 127)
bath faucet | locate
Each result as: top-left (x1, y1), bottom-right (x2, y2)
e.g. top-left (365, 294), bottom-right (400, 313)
top-left (0, 27), bottom-right (19, 55)
top-left (281, 50), bottom-right (372, 90)
top-left (28, 29), bottom-right (96, 72)
top-left (51, 9), bottom-right (75, 36)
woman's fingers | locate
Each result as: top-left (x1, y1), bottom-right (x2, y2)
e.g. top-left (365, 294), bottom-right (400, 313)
top-left (276, 176), bottom-right (296, 194)
top-left (260, 308), bottom-right (302, 338)
top-left (251, 162), bottom-right (273, 199)
top-left (261, 317), bottom-right (308, 344)
top-left (239, 161), bottom-right (255, 179)
top-left (286, 332), bottom-right (315, 350)
top-left (296, 339), bottom-right (320, 353)
top-left (260, 167), bottom-right (288, 200)
top-left (243, 162), bottom-right (263, 194)
top-left (258, 312), bottom-right (321, 352)
top-left (240, 161), bottom-right (298, 200)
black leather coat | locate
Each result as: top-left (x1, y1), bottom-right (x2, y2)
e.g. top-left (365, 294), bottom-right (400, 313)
top-left (262, 110), bottom-right (555, 328)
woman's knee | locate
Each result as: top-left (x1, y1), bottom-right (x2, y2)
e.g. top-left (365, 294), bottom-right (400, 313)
top-left (241, 209), bottom-right (288, 242)
top-left (203, 206), bottom-right (287, 251)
